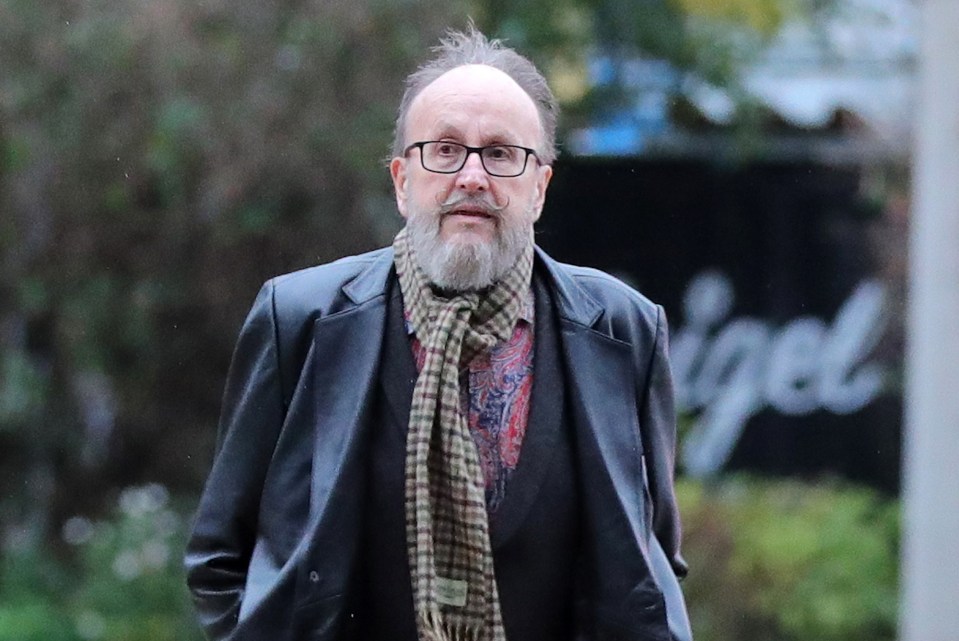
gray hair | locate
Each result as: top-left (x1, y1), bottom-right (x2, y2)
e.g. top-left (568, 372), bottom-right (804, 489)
top-left (391, 26), bottom-right (559, 165)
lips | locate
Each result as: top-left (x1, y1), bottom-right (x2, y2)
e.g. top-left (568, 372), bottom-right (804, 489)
top-left (449, 209), bottom-right (493, 218)
top-left (438, 194), bottom-right (504, 223)
top-left (443, 206), bottom-right (496, 224)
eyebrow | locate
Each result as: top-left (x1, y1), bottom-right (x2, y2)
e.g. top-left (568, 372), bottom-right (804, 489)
top-left (430, 121), bottom-right (515, 146)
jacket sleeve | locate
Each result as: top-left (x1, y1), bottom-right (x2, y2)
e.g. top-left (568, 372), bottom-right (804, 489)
top-left (184, 281), bottom-right (285, 641)
top-left (640, 304), bottom-right (687, 579)
top-left (640, 305), bottom-right (693, 641)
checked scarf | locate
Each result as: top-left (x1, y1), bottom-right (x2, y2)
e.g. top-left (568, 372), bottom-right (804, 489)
top-left (393, 226), bottom-right (533, 641)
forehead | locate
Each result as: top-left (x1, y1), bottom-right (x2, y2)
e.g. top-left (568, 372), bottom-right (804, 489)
top-left (405, 64), bottom-right (542, 147)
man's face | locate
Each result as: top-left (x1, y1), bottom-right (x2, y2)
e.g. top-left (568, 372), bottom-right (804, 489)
top-left (390, 64), bottom-right (553, 291)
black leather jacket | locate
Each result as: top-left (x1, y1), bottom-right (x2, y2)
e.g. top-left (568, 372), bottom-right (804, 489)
top-left (185, 246), bottom-right (690, 641)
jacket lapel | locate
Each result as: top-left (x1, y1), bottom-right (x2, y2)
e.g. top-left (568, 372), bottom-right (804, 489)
top-left (538, 251), bottom-right (662, 630)
top-left (536, 249), bottom-right (647, 539)
top-left (306, 298), bottom-right (386, 516)
top-left (560, 320), bottom-right (648, 552)
top-left (298, 252), bottom-right (394, 602)
top-left (492, 251), bottom-right (649, 558)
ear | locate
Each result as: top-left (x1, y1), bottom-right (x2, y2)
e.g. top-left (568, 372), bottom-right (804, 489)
top-left (530, 163), bottom-right (553, 222)
top-left (390, 156), bottom-right (410, 219)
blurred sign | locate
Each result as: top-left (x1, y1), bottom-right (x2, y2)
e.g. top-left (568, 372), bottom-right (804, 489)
top-left (673, 271), bottom-right (887, 477)
top-left (540, 157), bottom-right (902, 491)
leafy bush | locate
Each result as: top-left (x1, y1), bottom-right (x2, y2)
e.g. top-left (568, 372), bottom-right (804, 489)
top-left (0, 0), bottom-right (473, 549)
top-left (677, 476), bottom-right (899, 641)
top-left (0, 477), bottom-right (899, 641)
top-left (0, 485), bottom-right (203, 641)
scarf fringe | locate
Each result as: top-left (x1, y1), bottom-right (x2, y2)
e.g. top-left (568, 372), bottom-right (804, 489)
top-left (419, 609), bottom-right (482, 641)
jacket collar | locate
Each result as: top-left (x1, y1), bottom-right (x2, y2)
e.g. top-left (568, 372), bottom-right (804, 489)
top-left (533, 246), bottom-right (604, 328)
top-left (342, 247), bottom-right (395, 306)
top-left (339, 245), bottom-right (605, 329)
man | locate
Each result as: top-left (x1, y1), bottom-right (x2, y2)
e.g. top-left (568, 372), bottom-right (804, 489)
top-left (186, 26), bottom-right (690, 641)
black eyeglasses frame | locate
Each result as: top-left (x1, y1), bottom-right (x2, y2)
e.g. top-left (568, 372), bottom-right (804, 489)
top-left (403, 141), bottom-right (540, 178)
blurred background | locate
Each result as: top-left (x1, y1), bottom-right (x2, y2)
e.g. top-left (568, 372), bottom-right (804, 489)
top-left (0, 0), bottom-right (918, 639)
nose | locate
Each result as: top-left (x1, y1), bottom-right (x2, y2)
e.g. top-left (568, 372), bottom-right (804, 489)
top-left (454, 149), bottom-right (489, 193)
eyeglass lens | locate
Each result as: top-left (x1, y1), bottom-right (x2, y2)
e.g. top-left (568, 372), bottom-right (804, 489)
top-left (421, 142), bottom-right (527, 176)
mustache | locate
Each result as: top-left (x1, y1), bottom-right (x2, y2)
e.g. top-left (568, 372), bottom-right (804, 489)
top-left (435, 192), bottom-right (509, 215)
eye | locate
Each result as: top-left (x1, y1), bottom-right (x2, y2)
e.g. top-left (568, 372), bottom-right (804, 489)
top-left (484, 145), bottom-right (515, 162)
top-left (434, 142), bottom-right (461, 156)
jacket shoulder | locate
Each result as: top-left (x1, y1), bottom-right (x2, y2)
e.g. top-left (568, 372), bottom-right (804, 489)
top-left (249, 247), bottom-right (392, 408)
top-left (262, 247), bottom-right (391, 324)
top-left (555, 262), bottom-right (663, 332)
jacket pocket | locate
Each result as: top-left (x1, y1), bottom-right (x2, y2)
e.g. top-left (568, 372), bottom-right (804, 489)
top-left (292, 591), bottom-right (349, 641)
top-left (593, 589), bottom-right (671, 641)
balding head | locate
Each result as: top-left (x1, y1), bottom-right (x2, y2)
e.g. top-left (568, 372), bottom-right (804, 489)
top-left (392, 26), bottom-right (559, 165)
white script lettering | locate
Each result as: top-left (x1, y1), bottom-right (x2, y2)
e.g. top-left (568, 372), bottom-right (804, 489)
top-left (673, 271), bottom-right (888, 477)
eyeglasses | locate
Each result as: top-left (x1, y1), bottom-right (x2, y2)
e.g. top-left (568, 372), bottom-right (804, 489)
top-left (404, 141), bottom-right (539, 178)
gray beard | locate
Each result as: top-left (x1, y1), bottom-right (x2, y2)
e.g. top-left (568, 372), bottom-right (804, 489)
top-left (405, 209), bottom-right (533, 292)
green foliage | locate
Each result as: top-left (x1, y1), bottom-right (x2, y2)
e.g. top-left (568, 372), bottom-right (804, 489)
top-left (678, 476), bottom-right (899, 641)
top-left (468, 0), bottom-right (836, 135)
top-left (0, 350), bottom-right (48, 427)
top-left (0, 0), bottom-right (819, 521)
top-left (0, 477), bottom-right (900, 640)
top-left (0, 0), bottom-right (473, 546)
top-left (0, 485), bottom-right (204, 641)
